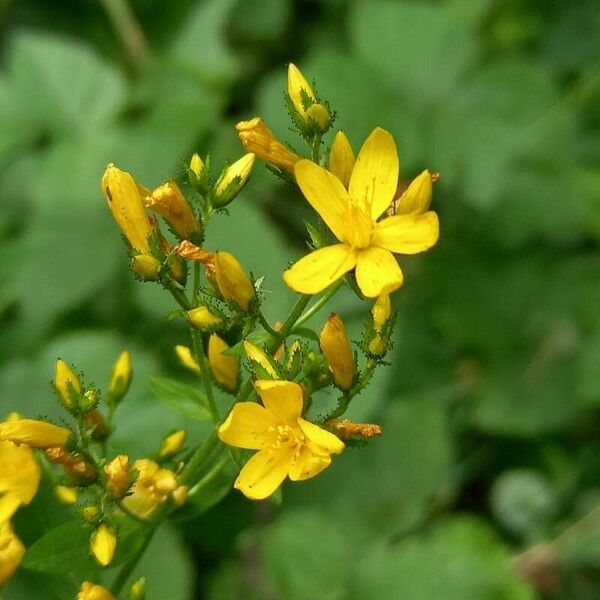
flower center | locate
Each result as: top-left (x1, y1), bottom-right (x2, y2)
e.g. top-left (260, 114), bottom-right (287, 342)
top-left (265, 424), bottom-right (305, 455)
top-left (343, 204), bottom-right (372, 249)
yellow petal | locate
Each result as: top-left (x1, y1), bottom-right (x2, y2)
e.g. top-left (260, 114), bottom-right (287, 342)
top-left (328, 131), bottom-right (355, 188)
top-left (395, 169), bottom-right (433, 214)
top-left (288, 446), bottom-right (332, 481)
top-left (294, 160), bottom-right (349, 242)
top-left (218, 402), bottom-right (277, 450)
top-left (372, 211), bottom-right (439, 254)
top-left (255, 380), bottom-right (303, 425)
top-left (0, 440), bottom-right (41, 504)
top-left (298, 418), bottom-right (345, 455)
top-left (355, 247), bottom-right (403, 298)
top-left (0, 494), bottom-right (20, 522)
top-left (234, 447), bottom-right (294, 500)
top-left (283, 244), bottom-right (358, 295)
top-left (77, 581), bottom-right (116, 600)
top-left (348, 127), bottom-right (399, 220)
top-left (0, 521), bottom-right (25, 586)
top-left (0, 419), bottom-right (70, 448)
top-left (175, 345), bottom-right (200, 374)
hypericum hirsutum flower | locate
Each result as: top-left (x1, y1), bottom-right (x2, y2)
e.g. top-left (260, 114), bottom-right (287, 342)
top-left (77, 581), bottom-right (116, 600)
top-left (122, 459), bottom-right (178, 518)
top-left (283, 127), bottom-right (439, 298)
top-left (218, 380), bottom-right (344, 500)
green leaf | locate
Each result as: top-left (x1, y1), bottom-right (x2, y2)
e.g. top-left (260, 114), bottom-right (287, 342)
top-left (22, 520), bottom-right (96, 576)
top-left (149, 376), bottom-right (212, 421)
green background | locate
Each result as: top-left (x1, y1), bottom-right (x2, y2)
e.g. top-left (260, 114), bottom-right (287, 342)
top-left (1, 0), bottom-right (599, 598)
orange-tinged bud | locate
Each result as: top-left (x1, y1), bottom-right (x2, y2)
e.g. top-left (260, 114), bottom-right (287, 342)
top-left (45, 447), bottom-right (97, 484)
top-left (175, 345), bottom-right (200, 374)
top-left (145, 181), bottom-right (201, 239)
top-left (0, 419), bottom-right (70, 448)
top-left (0, 521), bottom-right (25, 586)
top-left (187, 306), bottom-right (223, 330)
top-left (173, 240), bottom-right (213, 263)
top-left (104, 455), bottom-right (130, 499)
top-left (287, 63), bottom-right (317, 118)
top-left (236, 117), bottom-right (301, 173)
top-left (319, 314), bottom-right (356, 390)
top-left (328, 419), bottom-right (382, 440)
top-left (394, 169), bottom-right (433, 215)
top-left (101, 164), bottom-right (153, 254)
top-left (90, 523), bottom-right (117, 567)
top-left (77, 581), bottom-right (116, 600)
top-left (214, 251), bottom-right (254, 311)
top-left (54, 485), bottom-right (78, 505)
top-left (208, 334), bottom-right (240, 392)
top-left (329, 131), bottom-right (355, 188)
top-left (243, 341), bottom-right (278, 379)
top-left (84, 410), bottom-right (109, 440)
top-left (108, 350), bottom-right (132, 402)
top-left (131, 254), bottom-right (161, 281)
top-left (213, 153), bottom-right (255, 207)
top-left (158, 430), bottom-right (186, 459)
top-left (53, 359), bottom-right (81, 411)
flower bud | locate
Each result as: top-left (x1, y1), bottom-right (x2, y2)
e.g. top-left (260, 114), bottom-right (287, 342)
top-left (328, 419), bottom-right (382, 440)
top-left (287, 63), bottom-right (317, 119)
top-left (243, 341), bottom-right (279, 379)
top-left (213, 153), bottom-right (255, 207)
top-left (190, 153), bottom-right (204, 179)
top-left (77, 581), bottom-right (116, 600)
top-left (131, 254), bottom-right (161, 281)
top-left (54, 359), bottom-right (81, 412)
top-left (328, 131), bottom-right (355, 188)
top-left (54, 485), bottom-right (77, 505)
top-left (208, 334), bottom-right (240, 392)
top-left (123, 459), bottom-right (177, 518)
top-left (158, 430), bottom-right (186, 459)
top-left (104, 455), bottom-right (131, 499)
top-left (285, 340), bottom-right (304, 379)
top-left (213, 251), bottom-right (254, 311)
top-left (101, 164), bottom-right (153, 254)
top-left (108, 351), bottom-right (132, 403)
top-left (187, 306), bottom-right (223, 330)
top-left (171, 485), bottom-right (188, 507)
top-left (129, 578), bottom-right (146, 600)
top-left (393, 169), bottom-right (433, 215)
top-left (319, 314), bottom-right (356, 390)
top-left (83, 409), bottom-right (109, 440)
top-left (145, 182), bottom-right (201, 239)
top-left (45, 448), bottom-right (98, 484)
top-left (368, 293), bottom-right (392, 356)
top-left (90, 523), bottom-right (117, 567)
top-left (167, 253), bottom-right (187, 286)
top-left (0, 521), bottom-right (25, 586)
top-left (0, 418), bottom-right (70, 448)
top-left (174, 345), bottom-right (200, 374)
top-left (306, 103), bottom-right (330, 133)
top-left (82, 505), bottom-right (101, 523)
top-left (236, 118), bottom-right (301, 173)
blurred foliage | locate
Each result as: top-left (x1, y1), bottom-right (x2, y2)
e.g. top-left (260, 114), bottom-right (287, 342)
top-left (0, 0), bottom-right (599, 598)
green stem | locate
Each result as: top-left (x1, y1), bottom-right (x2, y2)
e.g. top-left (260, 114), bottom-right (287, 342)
top-left (257, 310), bottom-right (279, 337)
top-left (164, 277), bottom-right (192, 311)
top-left (190, 328), bottom-right (220, 423)
top-left (279, 294), bottom-right (312, 339)
top-left (178, 429), bottom-right (219, 486)
top-left (193, 262), bottom-right (201, 298)
top-left (189, 452), bottom-right (230, 496)
top-left (292, 279), bottom-right (344, 331)
top-left (111, 525), bottom-right (156, 595)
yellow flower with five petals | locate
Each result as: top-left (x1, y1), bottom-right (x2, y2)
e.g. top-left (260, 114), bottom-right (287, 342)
top-left (218, 380), bottom-right (344, 500)
top-left (283, 127), bottom-right (439, 298)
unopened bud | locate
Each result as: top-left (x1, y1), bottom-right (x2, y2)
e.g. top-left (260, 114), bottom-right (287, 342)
top-left (213, 252), bottom-right (254, 311)
top-left (82, 505), bottom-right (101, 523)
top-left (306, 103), bottom-right (330, 133)
top-left (158, 430), bottom-right (186, 459)
top-left (171, 485), bottom-right (188, 507)
top-left (132, 254), bottom-right (161, 281)
top-left (287, 63), bottom-right (316, 118)
top-left (104, 455), bottom-right (131, 499)
top-left (320, 314), bottom-right (356, 390)
top-left (54, 485), bottom-right (77, 505)
top-left (108, 351), bottom-right (132, 403)
top-left (285, 340), bottom-right (303, 379)
top-left (145, 181), bottom-right (201, 239)
top-left (77, 581), bottom-right (116, 600)
top-left (243, 341), bottom-right (278, 379)
top-left (213, 153), bottom-right (255, 207)
top-left (174, 345), bottom-right (200, 374)
top-left (80, 390), bottom-right (100, 413)
top-left (54, 359), bottom-right (81, 412)
top-left (90, 523), bottom-right (117, 567)
top-left (129, 577), bottom-right (146, 600)
top-left (187, 306), bottom-right (223, 330)
top-left (83, 409), bottom-right (109, 441)
top-left (208, 334), bottom-right (239, 392)
top-left (168, 253), bottom-right (187, 286)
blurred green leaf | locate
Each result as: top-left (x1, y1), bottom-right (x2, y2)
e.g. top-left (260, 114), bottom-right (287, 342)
top-left (149, 376), bottom-right (212, 421)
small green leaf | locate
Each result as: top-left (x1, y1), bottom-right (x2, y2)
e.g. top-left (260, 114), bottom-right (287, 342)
top-left (149, 376), bottom-right (212, 421)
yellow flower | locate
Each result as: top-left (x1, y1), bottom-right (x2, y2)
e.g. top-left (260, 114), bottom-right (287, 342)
top-left (108, 351), bottom-right (132, 402)
top-left (131, 254), bottom-right (161, 281)
top-left (393, 169), bottom-right (433, 215)
top-left (319, 314), bottom-right (356, 390)
top-left (77, 581), bottom-right (116, 600)
top-left (328, 130), bottom-right (355, 188)
top-left (122, 459), bottom-right (178, 518)
top-left (0, 521), bottom-right (25, 586)
top-left (213, 153), bottom-right (256, 206)
top-left (90, 523), bottom-right (117, 567)
top-left (219, 380), bottom-right (344, 500)
top-left (213, 252), bottom-right (255, 311)
top-left (187, 306), bottom-right (223, 330)
top-left (287, 63), bottom-right (317, 118)
top-left (101, 164), bottom-right (153, 254)
top-left (243, 341), bottom-right (278, 379)
top-left (283, 128), bottom-right (439, 298)
top-left (104, 455), bottom-right (130, 499)
top-left (236, 117), bottom-right (301, 173)
top-left (54, 485), bottom-right (78, 505)
top-left (145, 181), bottom-right (201, 239)
top-left (159, 430), bottom-right (186, 459)
top-left (0, 440), bottom-right (40, 505)
top-left (174, 345), bottom-right (200, 374)
top-left (54, 359), bottom-right (81, 411)
top-left (0, 418), bottom-right (70, 448)
top-left (208, 334), bottom-right (240, 392)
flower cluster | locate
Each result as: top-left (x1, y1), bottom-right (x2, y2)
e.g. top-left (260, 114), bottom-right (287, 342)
top-left (1, 63), bottom-right (439, 596)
